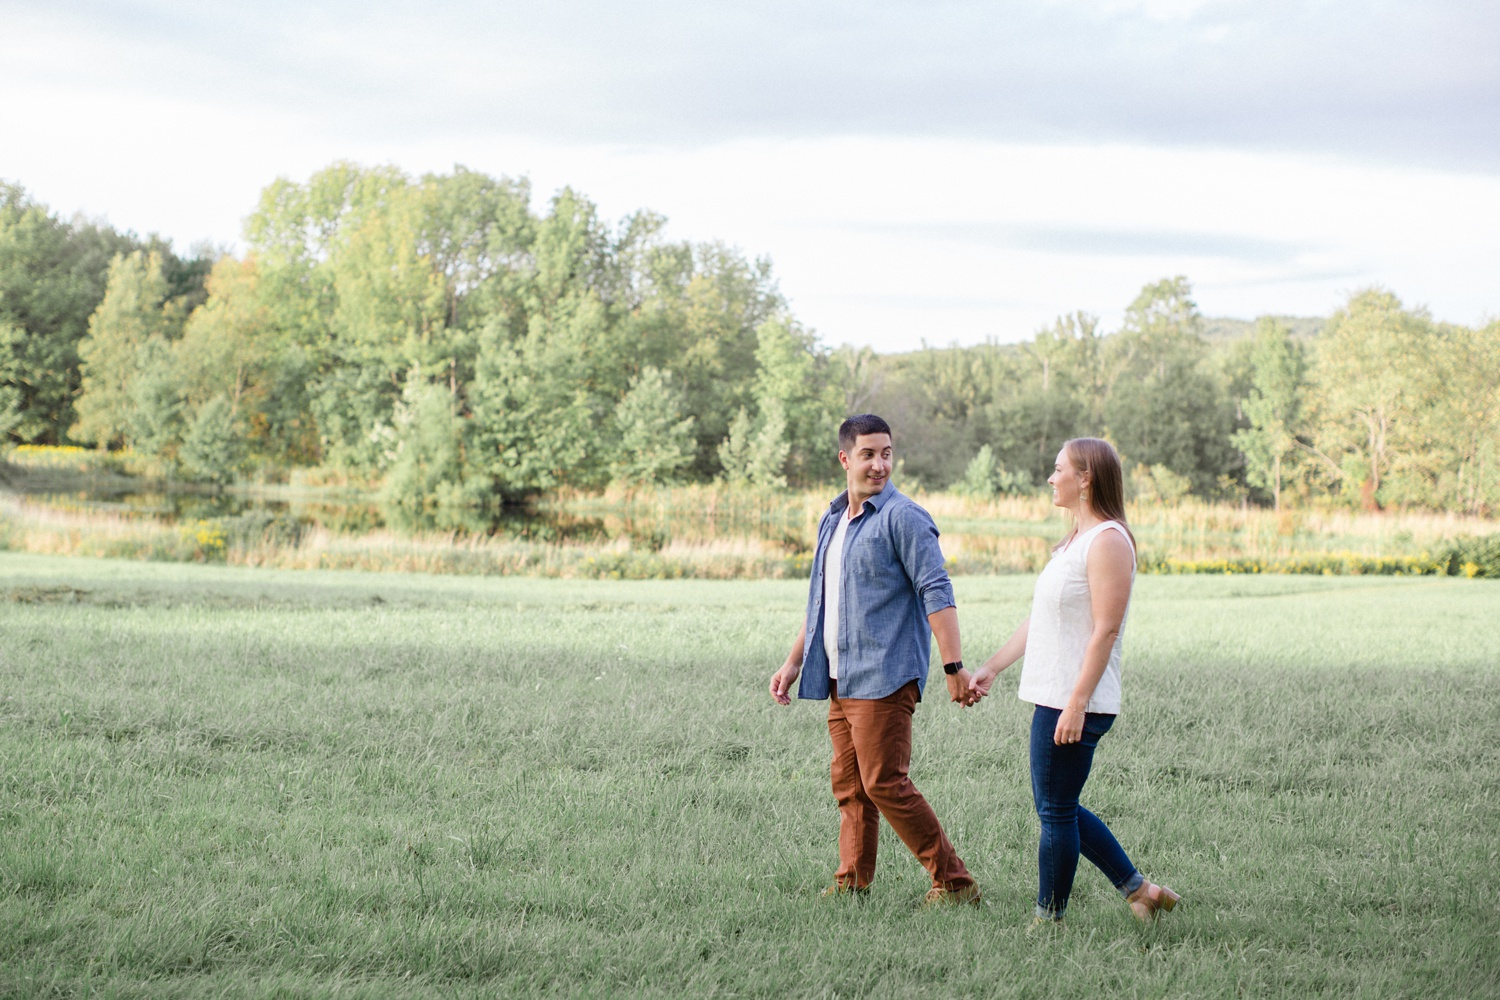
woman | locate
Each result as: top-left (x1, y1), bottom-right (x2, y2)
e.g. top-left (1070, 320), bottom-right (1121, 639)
top-left (968, 438), bottom-right (1179, 925)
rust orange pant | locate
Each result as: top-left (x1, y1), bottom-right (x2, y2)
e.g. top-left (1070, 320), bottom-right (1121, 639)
top-left (827, 679), bottom-right (974, 891)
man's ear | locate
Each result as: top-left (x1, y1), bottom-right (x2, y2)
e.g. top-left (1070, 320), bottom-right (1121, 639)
top-left (837, 450), bottom-right (850, 469)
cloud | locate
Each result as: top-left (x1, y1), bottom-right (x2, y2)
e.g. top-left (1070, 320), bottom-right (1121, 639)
top-left (3, 5), bottom-right (1496, 353)
top-left (8, 0), bottom-right (1500, 169)
top-left (845, 223), bottom-right (1310, 264)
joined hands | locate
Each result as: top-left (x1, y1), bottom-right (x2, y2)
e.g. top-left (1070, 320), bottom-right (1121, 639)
top-left (960, 666), bottom-right (998, 708)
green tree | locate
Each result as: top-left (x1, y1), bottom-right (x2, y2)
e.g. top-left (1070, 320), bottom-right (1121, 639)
top-left (72, 251), bottom-right (175, 448)
top-left (242, 163), bottom-right (512, 475)
top-left (985, 318), bottom-right (1094, 484)
top-left (623, 243), bottom-right (783, 479)
top-left (229, 162), bottom-right (802, 494)
top-left (0, 182), bottom-right (143, 443)
top-left (951, 443), bottom-right (1033, 497)
top-left (872, 341), bottom-right (1015, 488)
top-left (716, 407), bottom-right (756, 487)
top-left (611, 367), bottom-right (696, 486)
top-left (127, 337), bottom-right (183, 464)
top-left (382, 378), bottom-right (474, 510)
top-left (0, 321), bottom-right (23, 440)
top-left (746, 397), bottom-right (791, 489)
top-left (1230, 318), bottom-right (1307, 510)
top-left (178, 395), bottom-right (243, 484)
top-left (1310, 289), bottom-right (1436, 509)
top-left (832, 344), bottom-right (881, 414)
top-left (467, 301), bottom-right (608, 497)
top-left (1103, 277), bottom-right (1235, 494)
top-left (175, 255), bottom-right (319, 468)
top-left (954, 444), bottom-right (1000, 497)
top-left (5, 162), bottom-right (838, 501)
top-left (750, 316), bottom-right (838, 486)
top-left (1431, 320), bottom-right (1500, 514)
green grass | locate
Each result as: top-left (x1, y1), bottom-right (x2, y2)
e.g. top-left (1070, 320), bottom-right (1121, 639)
top-left (1, 552), bottom-right (1497, 998)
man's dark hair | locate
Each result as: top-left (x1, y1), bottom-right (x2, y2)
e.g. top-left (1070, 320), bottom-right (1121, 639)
top-left (838, 414), bottom-right (892, 452)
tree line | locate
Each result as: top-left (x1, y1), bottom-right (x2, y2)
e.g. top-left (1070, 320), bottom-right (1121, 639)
top-left (2, 166), bottom-right (1496, 515)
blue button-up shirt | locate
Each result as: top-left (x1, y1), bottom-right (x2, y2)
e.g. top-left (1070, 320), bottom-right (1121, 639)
top-left (797, 485), bottom-right (956, 701)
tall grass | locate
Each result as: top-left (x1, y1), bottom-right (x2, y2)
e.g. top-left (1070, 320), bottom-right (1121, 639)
top-left (1, 553), bottom-right (1496, 997)
top-left (0, 496), bottom-right (811, 580)
top-left (5, 476), bottom-right (1500, 579)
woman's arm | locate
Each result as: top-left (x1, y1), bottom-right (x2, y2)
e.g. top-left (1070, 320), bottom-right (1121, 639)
top-left (1054, 529), bottom-right (1134, 744)
top-left (967, 616), bottom-right (1030, 703)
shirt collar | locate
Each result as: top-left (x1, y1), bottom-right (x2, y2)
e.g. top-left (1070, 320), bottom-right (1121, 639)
top-left (831, 483), bottom-right (898, 518)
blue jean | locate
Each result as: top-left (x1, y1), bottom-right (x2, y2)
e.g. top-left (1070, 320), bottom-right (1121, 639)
top-left (1029, 705), bottom-right (1144, 919)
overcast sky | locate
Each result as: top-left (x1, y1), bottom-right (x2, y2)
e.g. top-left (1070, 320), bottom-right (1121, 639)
top-left (3, 0), bottom-right (1497, 351)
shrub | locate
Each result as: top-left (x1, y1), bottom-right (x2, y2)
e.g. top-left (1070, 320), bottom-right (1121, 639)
top-left (1439, 536), bottom-right (1500, 578)
top-left (1139, 552), bottom-right (1449, 576)
top-left (222, 509), bottom-right (305, 550)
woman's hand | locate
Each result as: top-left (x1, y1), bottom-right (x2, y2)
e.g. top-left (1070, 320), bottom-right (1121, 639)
top-left (966, 667), bottom-right (997, 704)
top-left (1053, 705), bottom-right (1085, 745)
top-left (969, 618), bottom-right (1028, 708)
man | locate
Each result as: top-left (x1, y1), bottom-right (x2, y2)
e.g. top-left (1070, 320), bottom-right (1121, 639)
top-left (769, 413), bottom-right (980, 906)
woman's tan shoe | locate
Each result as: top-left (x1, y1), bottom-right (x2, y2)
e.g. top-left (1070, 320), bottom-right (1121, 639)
top-left (1126, 881), bottom-right (1180, 921)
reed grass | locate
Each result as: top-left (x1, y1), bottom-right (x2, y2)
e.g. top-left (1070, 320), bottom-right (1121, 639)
top-left (0, 497), bottom-right (810, 580)
top-left (4, 479), bottom-right (1499, 579)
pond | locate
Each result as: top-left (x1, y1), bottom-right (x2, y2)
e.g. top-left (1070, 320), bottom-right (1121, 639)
top-left (0, 462), bottom-right (821, 550)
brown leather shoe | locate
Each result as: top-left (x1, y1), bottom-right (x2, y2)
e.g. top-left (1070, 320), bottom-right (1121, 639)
top-left (922, 883), bottom-right (982, 908)
top-left (820, 881), bottom-right (870, 898)
top-left (1126, 880), bottom-right (1180, 921)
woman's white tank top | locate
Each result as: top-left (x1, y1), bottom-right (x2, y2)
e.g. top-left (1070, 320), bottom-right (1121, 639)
top-left (1016, 520), bottom-right (1135, 714)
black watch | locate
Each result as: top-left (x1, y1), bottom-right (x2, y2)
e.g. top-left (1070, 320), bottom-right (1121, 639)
top-left (942, 660), bottom-right (964, 676)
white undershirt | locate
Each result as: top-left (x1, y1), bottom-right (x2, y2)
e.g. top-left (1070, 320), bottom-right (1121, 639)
top-left (823, 508), bottom-right (856, 680)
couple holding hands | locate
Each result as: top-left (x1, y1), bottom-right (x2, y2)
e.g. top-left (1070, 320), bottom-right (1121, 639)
top-left (768, 414), bottom-right (1179, 925)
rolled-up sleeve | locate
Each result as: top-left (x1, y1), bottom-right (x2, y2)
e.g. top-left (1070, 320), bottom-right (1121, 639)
top-left (893, 503), bottom-right (955, 616)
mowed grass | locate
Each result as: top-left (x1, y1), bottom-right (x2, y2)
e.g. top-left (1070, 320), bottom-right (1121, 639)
top-left (1, 553), bottom-right (1497, 999)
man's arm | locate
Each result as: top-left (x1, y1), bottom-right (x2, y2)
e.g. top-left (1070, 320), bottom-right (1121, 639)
top-left (769, 621), bottom-right (806, 705)
top-left (928, 606), bottom-right (974, 705)
top-left (890, 503), bottom-right (970, 705)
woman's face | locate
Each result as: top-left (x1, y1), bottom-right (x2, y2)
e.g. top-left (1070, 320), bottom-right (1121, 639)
top-left (1047, 447), bottom-right (1088, 510)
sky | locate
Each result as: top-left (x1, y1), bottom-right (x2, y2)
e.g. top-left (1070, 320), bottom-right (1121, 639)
top-left (3, 0), bottom-right (1498, 352)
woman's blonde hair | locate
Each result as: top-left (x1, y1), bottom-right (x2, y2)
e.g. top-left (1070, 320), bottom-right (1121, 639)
top-left (1057, 437), bottom-right (1137, 556)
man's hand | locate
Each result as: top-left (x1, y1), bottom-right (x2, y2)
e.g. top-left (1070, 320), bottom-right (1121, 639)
top-left (945, 667), bottom-right (975, 705)
top-left (770, 663), bottom-right (801, 705)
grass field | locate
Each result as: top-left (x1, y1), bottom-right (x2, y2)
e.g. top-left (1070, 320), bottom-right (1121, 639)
top-left (2, 552), bottom-right (1498, 998)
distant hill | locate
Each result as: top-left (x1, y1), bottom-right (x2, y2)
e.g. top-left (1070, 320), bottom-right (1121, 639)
top-left (1201, 315), bottom-right (1324, 343)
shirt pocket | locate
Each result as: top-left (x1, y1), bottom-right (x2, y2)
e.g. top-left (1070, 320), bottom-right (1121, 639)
top-left (848, 530), bottom-right (887, 572)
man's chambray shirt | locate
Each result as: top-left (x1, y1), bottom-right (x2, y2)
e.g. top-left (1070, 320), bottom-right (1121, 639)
top-left (797, 485), bottom-right (956, 701)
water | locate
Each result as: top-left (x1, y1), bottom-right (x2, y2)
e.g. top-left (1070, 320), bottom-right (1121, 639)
top-left (0, 477), bottom-right (780, 549)
top-left (1, 464), bottom-right (1045, 571)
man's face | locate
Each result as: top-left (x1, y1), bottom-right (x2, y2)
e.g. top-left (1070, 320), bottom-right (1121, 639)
top-left (840, 432), bottom-right (893, 499)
